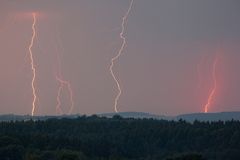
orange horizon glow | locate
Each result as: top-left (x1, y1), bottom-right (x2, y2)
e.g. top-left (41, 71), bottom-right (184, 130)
top-left (110, 0), bottom-right (134, 113)
top-left (29, 13), bottom-right (38, 116)
top-left (203, 56), bottom-right (218, 113)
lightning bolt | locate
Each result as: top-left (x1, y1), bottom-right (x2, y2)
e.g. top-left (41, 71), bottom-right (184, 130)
top-left (28, 13), bottom-right (38, 116)
top-left (203, 56), bottom-right (218, 113)
top-left (54, 33), bottom-right (74, 115)
top-left (56, 76), bottom-right (74, 115)
top-left (56, 77), bottom-right (64, 115)
top-left (110, 0), bottom-right (134, 113)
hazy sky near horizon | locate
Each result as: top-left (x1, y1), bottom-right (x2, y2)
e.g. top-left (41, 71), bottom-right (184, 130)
top-left (0, 0), bottom-right (240, 115)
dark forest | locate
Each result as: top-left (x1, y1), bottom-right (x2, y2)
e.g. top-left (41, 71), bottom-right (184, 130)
top-left (0, 115), bottom-right (239, 160)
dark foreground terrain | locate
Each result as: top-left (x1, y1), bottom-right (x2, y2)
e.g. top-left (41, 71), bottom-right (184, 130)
top-left (0, 115), bottom-right (239, 160)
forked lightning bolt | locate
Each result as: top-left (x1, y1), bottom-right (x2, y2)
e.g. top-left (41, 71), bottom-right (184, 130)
top-left (55, 34), bottom-right (74, 115)
top-left (29, 13), bottom-right (38, 116)
top-left (110, 0), bottom-right (134, 113)
top-left (56, 79), bottom-right (64, 115)
top-left (56, 76), bottom-right (74, 114)
top-left (204, 57), bottom-right (218, 113)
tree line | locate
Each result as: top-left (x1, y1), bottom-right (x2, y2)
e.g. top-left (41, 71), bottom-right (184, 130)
top-left (0, 115), bottom-right (239, 160)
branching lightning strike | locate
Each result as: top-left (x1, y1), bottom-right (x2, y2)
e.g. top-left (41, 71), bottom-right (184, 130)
top-left (203, 57), bottom-right (218, 113)
top-left (55, 34), bottom-right (74, 115)
top-left (56, 78), bottom-right (64, 115)
top-left (110, 0), bottom-right (134, 113)
top-left (29, 13), bottom-right (38, 116)
top-left (56, 75), bottom-right (74, 114)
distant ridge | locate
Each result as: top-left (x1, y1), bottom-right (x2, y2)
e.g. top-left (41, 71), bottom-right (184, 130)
top-left (0, 114), bottom-right (80, 122)
top-left (99, 111), bottom-right (240, 122)
top-left (98, 112), bottom-right (169, 120)
top-left (175, 111), bottom-right (240, 122)
top-left (0, 111), bottom-right (239, 122)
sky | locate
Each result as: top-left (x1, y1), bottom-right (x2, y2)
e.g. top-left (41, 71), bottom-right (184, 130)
top-left (0, 0), bottom-right (240, 116)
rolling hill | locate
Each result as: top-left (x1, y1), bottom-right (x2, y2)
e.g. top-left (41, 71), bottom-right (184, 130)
top-left (0, 111), bottom-right (239, 122)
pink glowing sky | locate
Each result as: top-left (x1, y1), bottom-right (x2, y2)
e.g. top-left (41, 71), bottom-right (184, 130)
top-left (0, 0), bottom-right (240, 115)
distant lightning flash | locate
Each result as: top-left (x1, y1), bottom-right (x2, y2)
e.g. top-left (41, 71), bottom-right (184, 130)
top-left (54, 33), bottom-right (74, 115)
top-left (29, 13), bottom-right (38, 116)
top-left (203, 56), bottom-right (218, 113)
top-left (56, 79), bottom-right (64, 115)
top-left (110, 0), bottom-right (134, 113)
top-left (56, 75), bottom-right (74, 114)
